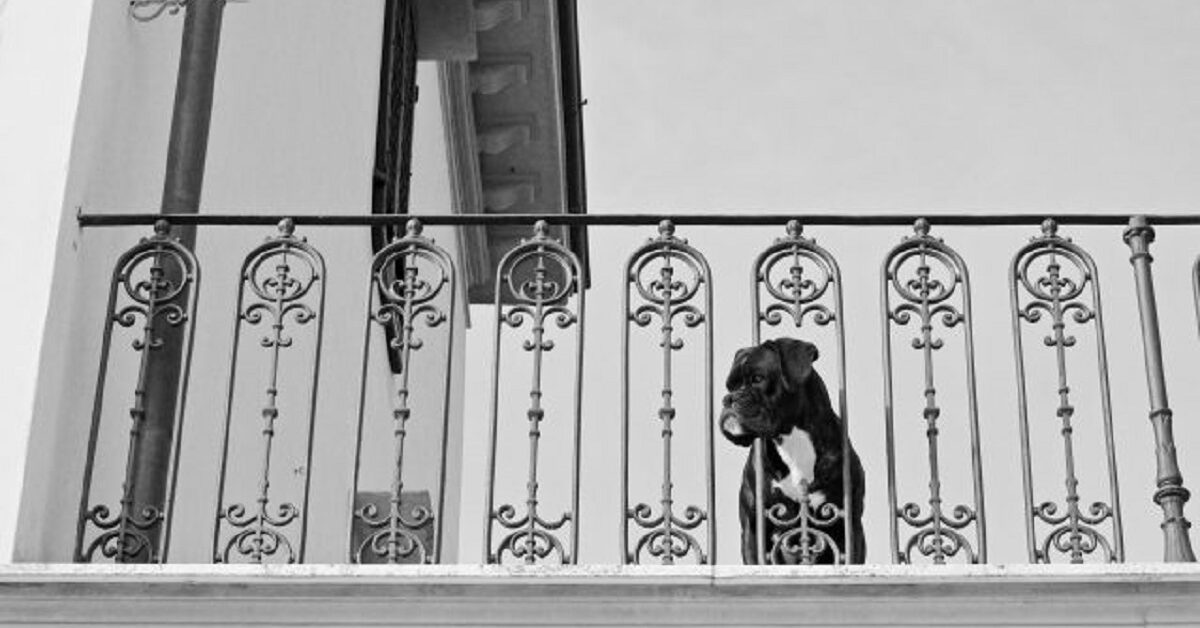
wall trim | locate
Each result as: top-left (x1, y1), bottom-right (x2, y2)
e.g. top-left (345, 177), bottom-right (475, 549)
top-left (3, 564), bottom-right (1200, 625)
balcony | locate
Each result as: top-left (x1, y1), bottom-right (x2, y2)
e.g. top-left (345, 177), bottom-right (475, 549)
top-left (9, 210), bottom-right (1200, 625)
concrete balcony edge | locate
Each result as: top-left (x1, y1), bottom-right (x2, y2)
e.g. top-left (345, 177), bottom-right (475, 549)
top-left (3, 563), bottom-right (1200, 625)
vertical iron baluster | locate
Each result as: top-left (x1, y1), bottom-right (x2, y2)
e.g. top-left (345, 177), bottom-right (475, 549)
top-left (213, 219), bottom-right (326, 564)
top-left (622, 220), bottom-right (715, 565)
top-left (1123, 216), bottom-right (1196, 562)
top-left (881, 218), bottom-right (986, 564)
top-left (350, 219), bottom-right (456, 564)
top-left (483, 221), bottom-right (584, 565)
top-left (1010, 219), bottom-right (1124, 563)
top-left (1194, 255), bottom-right (1200, 343)
top-left (750, 220), bottom-right (850, 564)
top-left (76, 220), bottom-right (200, 563)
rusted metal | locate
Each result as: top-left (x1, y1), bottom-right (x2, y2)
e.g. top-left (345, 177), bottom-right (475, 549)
top-left (213, 220), bottom-right (326, 564)
top-left (484, 221), bottom-right (585, 564)
top-left (621, 221), bottom-right (715, 565)
top-left (1123, 216), bottom-right (1196, 563)
top-left (350, 219), bottom-right (457, 564)
top-left (76, 221), bottom-right (200, 563)
top-left (750, 221), bottom-right (851, 564)
top-left (881, 219), bottom-right (986, 564)
top-left (1010, 219), bottom-right (1124, 563)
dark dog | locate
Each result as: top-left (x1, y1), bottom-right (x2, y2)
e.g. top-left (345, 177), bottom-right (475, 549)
top-left (720, 338), bottom-right (865, 564)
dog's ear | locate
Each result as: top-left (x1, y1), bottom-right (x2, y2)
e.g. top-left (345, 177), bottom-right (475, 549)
top-left (770, 338), bottom-right (819, 392)
top-left (726, 346), bottom-right (754, 390)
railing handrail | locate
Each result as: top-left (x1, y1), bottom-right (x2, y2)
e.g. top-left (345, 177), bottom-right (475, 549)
top-left (76, 211), bottom-right (1200, 228)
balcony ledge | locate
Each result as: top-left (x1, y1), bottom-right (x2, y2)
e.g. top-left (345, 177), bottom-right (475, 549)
top-left (4, 563), bottom-right (1200, 625)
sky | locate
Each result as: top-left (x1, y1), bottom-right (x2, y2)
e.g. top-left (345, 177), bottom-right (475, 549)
top-left (6, 0), bottom-right (1200, 565)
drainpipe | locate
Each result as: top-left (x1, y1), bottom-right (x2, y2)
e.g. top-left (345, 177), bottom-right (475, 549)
top-left (133, 0), bottom-right (226, 561)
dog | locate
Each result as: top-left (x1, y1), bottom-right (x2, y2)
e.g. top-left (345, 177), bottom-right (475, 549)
top-left (720, 337), bottom-right (865, 565)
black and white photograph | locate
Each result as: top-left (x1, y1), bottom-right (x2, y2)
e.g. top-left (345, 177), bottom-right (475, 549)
top-left (3, 1), bottom-right (1200, 625)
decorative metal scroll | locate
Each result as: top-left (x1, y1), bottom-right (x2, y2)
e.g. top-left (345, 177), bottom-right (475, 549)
top-left (350, 219), bottom-right (457, 564)
top-left (751, 220), bottom-right (851, 565)
top-left (1011, 219), bottom-right (1124, 563)
top-left (881, 219), bottom-right (986, 565)
top-left (621, 220), bottom-right (715, 565)
top-left (76, 220), bottom-right (200, 563)
top-left (213, 219), bottom-right (326, 564)
top-left (129, 0), bottom-right (186, 22)
top-left (483, 221), bottom-right (585, 565)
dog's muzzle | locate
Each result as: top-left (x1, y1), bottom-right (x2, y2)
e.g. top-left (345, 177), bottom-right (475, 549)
top-left (720, 392), bottom-right (766, 445)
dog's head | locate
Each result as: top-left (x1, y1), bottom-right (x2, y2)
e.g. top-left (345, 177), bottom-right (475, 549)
top-left (720, 338), bottom-right (828, 447)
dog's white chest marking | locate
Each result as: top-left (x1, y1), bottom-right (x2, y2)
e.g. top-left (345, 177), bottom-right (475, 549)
top-left (770, 428), bottom-right (825, 507)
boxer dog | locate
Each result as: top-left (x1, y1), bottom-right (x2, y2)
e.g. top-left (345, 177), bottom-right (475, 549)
top-left (720, 338), bottom-right (865, 564)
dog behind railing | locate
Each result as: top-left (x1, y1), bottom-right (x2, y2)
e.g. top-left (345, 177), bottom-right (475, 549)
top-left (71, 211), bottom-right (1200, 565)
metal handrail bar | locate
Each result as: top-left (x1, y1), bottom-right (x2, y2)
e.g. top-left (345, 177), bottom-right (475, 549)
top-left (77, 212), bottom-right (1200, 228)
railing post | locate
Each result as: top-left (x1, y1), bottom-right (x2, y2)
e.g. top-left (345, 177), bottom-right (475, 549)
top-left (1123, 215), bottom-right (1196, 562)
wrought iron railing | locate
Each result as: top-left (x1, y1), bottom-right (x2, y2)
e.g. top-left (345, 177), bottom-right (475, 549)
top-left (71, 211), bottom-right (1200, 566)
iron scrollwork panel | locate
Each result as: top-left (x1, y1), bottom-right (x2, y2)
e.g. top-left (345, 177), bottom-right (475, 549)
top-left (350, 219), bottom-right (457, 564)
top-left (213, 219), bottom-right (326, 564)
top-left (483, 221), bottom-right (585, 565)
top-left (621, 221), bottom-right (715, 565)
top-left (76, 220), bottom-right (200, 563)
top-left (1010, 219), bottom-right (1124, 563)
top-left (881, 219), bottom-right (987, 565)
top-left (751, 221), bottom-right (852, 565)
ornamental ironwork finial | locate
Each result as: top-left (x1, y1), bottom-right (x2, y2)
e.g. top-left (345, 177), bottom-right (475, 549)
top-left (1041, 218), bottom-right (1058, 238)
top-left (405, 218), bottom-right (424, 238)
top-left (785, 219), bottom-right (803, 239)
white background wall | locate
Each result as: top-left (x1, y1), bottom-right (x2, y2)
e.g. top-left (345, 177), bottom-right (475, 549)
top-left (6, 0), bottom-right (1200, 566)
top-left (2, 0), bottom-right (465, 563)
top-left (456, 0), bottom-right (1200, 566)
top-left (0, 0), bottom-right (92, 563)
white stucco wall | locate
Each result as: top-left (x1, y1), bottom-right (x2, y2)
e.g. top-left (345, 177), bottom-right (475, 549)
top-left (0, 0), bottom-right (92, 564)
top-left (10, 0), bottom-right (465, 564)
top-left (7, 0), bottom-right (1200, 572)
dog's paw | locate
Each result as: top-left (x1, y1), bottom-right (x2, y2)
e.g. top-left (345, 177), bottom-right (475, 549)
top-left (770, 478), bottom-right (828, 511)
top-left (770, 477), bottom-right (807, 504)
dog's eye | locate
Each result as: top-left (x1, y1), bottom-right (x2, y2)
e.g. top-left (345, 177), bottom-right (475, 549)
top-left (750, 374), bottom-right (765, 385)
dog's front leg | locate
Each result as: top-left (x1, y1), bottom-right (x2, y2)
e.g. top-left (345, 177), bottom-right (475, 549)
top-left (739, 507), bottom-right (758, 564)
top-left (738, 460), bottom-right (763, 564)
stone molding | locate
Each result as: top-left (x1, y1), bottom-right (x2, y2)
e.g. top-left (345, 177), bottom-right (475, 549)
top-left (4, 564), bottom-right (1200, 625)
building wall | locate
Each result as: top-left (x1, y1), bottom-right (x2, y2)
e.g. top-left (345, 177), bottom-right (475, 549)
top-left (12, 0), bottom-right (466, 563)
top-left (0, 0), bottom-right (93, 564)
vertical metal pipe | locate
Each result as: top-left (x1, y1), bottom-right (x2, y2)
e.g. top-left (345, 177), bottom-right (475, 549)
top-left (749, 262), bottom-right (767, 565)
top-left (1194, 255), bottom-right (1200, 345)
top-left (437, 241), bottom-right (460, 564)
top-left (137, 0), bottom-right (226, 561)
top-left (620, 258), bottom-right (631, 563)
top-left (959, 257), bottom-right (987, 564)
top-left (162, 0), bottom-right (226, 218)
top-left (570, 259), bottom-right (585, 565)
top-left (482, 262), bottom-right (505, 562)
top-left (703, 262), bottom-right (716, 565)
top-left (880, 253), bottom-right (900, 564)
top-left (1009, 251), bottom-right (1039, 563)
top-left (1123, 216), bottom-right (1196, 562)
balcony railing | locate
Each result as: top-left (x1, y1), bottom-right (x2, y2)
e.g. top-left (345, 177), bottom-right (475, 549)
top-left (65, 210), bottom-right (1200, 567)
